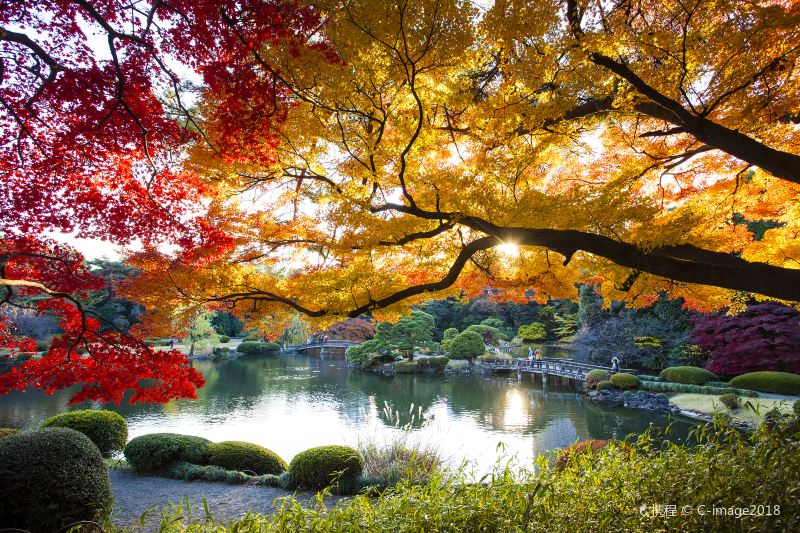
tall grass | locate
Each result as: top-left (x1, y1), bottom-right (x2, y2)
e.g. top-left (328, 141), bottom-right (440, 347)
top-left (357, 402), bottom-right (445, 483)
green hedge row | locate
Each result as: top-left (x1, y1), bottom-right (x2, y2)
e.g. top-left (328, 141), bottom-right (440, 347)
top-left (639, 380), bottom-right (758, 397)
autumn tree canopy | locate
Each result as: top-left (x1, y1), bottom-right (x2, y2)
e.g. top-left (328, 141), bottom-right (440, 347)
top-left (132, 0), bottom-right (800, 331)
top-left (3, 0), bottom-right (800, 401)
top-left (0, 0), bottom-right (323, 402)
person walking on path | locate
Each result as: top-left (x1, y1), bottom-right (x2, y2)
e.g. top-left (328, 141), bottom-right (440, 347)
top-left (610, 356), bottom-right (620, 373)
top-left (535, 348), bottom-right (543, 361)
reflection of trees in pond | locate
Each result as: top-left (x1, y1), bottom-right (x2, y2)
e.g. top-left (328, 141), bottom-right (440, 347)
top-left (345, 371), bottom-right (446, 427)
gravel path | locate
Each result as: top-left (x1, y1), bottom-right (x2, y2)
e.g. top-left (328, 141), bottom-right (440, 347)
top-left (110, 471), bottom-right (339, 530)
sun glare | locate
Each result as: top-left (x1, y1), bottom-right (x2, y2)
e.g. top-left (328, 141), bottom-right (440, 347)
top-left (497, 242), bottom-right (520, 258)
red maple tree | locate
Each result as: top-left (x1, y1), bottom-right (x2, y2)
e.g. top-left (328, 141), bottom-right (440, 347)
top-left (0, 0), bottom-right (323, 403)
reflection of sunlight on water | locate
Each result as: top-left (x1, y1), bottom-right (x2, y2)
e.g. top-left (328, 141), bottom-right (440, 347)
top-left (503, 389), bottom-right (528, 428)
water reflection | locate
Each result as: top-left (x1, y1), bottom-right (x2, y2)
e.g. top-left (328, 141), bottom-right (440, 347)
top-left (0, 355), bottom-right (696, 473)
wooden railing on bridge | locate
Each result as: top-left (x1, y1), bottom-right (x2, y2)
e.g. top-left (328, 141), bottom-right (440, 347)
top-left (478, 358), bottom-right (636, 382)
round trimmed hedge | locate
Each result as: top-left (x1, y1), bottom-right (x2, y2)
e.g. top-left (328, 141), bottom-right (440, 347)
top-left (596, 380), bottom-right (615, 390)
top-left (124, 433), bottom-right (211, 472)
top-left (288, 445), bottom-right (363, 490)
top-left (729, 371), bottom-right (800, 395)
top-left (584, 369), bottom-right (610, 389)
top-left (237, 341), bottom-right (281, 355)
top-left (0, 427), bottom-right (19, 439)
top-left (41, 409), bottom-right (128, 455)
top-left (0, 428), bottom-right (112, 532)
top-left (659, 366), bottom-right (718, 385)
top-left (206, 441), bottom-right (287, 475)
top-left (610, 372), bottom-right (638, 390)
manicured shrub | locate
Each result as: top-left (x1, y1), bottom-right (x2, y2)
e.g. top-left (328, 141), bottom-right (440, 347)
top-left (0, 427), bottom-right (19, 439)
top-left (242, 335), bottom-right (261, 341)
top-left (41, 409), bottom-right (128, 455)
top-left (288, 445), bottom-right (363, 491)
top-left (218, 335), bottom-right (231, 343)
top-left (596, 380), bottom-right (616, 390)
top-left (610, 372), bottom-right (638, 390)
top-left (584, 369), bottom-right (610, 389)
top-left (729, 371), bottom-right (800, 395)
top-left (237, 341), bottom-right (281, 355)
top-left (719, 394), bottom-right (740, 410)
top-left (124, 433), bottom-right (211, 472)
top-left (794, 400), bottom-right (800, 418)
top-left (206, 441), bottom-right (287, 475)
top-left (0, 428), bottom-right (112, 532)
top-left (395, 360), bottom-right (419, 373)
top-left (659, 366), bottom-right (717, 385)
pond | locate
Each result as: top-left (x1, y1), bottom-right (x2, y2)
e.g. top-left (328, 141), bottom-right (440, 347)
top-left (0, 355), bottom-right (697, 474)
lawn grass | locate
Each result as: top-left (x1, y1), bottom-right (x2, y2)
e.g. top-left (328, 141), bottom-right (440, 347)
top-left (670, 393), bottom-right (795, 425)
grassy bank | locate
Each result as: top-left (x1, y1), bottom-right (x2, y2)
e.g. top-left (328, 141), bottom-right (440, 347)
top-left (671, 393), bottom-right (796, 425)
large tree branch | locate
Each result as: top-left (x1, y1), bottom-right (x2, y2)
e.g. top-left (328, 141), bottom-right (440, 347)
top-left (565, 0), bottom-right (800, 185)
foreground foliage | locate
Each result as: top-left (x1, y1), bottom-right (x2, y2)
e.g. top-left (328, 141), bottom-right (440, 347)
top-left (105, 421), bottom-right (799, 533)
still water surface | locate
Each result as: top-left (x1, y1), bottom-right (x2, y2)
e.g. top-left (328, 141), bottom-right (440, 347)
top-left (0, 355), bottom-right (696, 473)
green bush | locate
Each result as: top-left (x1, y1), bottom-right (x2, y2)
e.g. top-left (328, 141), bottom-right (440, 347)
top-left (41, 409), bottom-right (128, 455)
top-left (395, 360), bottom-right (419, 373)
top-left (0, 427), bottom-right (19, 439)
top-left (365, 353), bottom-right (396, 368)
top-left (206, 441), bottom-right (287, 475)
top-left (449, 330), bottom-right (485, 363)
top-left (609, 372), bottom-right (638, 390)
top-left (584, 369), bottom-right (610, 389)
top-left (659, 366), bottom-right (718, 385)
top-left (637, 374), bottom-right (662, 382)
top-left (124, 433), bottom-right (211, 472)
top-left (418, 356), bottom-right (449, 370)
top-left (0, 428), bottom-right (112, 532)
top-left (166, 461), bottom-right (251, 484)
top-left (596, 380), bottom-right (616, 390)
top-left (288, 445), bottom-right (363, 491)
top-left (730, 371), bottom-right (800, 395)
top-left (794, 400), bottom-right (800, 418)
top-left (237, 341), bottom-right (281, 355)
top-left (242, 335), bottom-right (261, 341)
top-left (218, 335), bottom-right (231, 343)
top-left (719, 394), bottom-right (740, 410)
